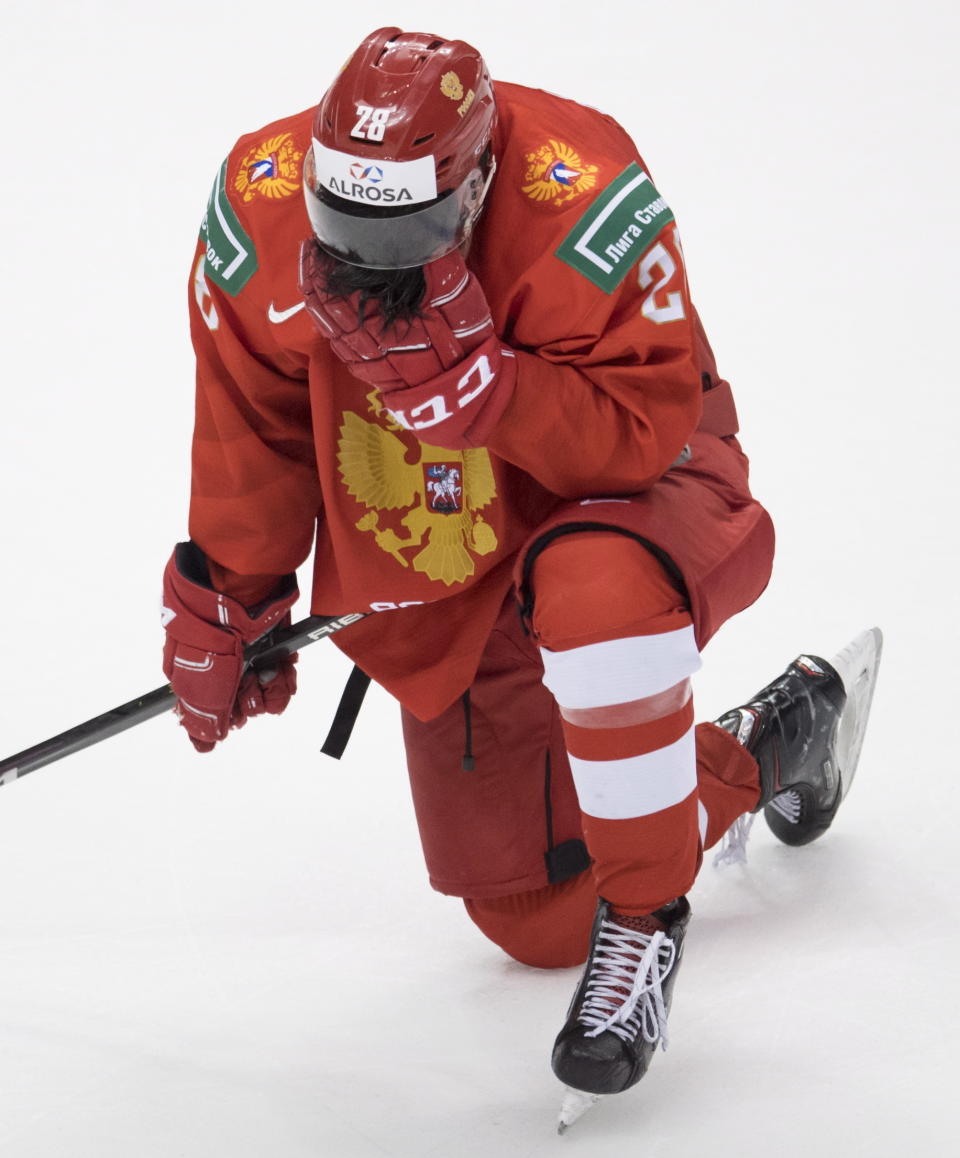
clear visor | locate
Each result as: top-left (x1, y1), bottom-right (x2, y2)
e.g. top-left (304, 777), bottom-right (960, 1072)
top-left (304, 148), bottom-right (489, 269)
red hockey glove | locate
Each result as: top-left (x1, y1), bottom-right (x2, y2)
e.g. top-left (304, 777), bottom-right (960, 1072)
top-left (161, 542), bottom-right (299, 753)
top-left (300, 243), bottom-right (516, 448)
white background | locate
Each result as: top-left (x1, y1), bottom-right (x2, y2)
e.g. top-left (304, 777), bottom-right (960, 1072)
top-left (1, 1), bottom-right (957, 1154)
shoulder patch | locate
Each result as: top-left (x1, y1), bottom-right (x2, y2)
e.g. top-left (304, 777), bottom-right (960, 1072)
top-left (555, 162), bottom-right (674, 293)
top-left (234, 132), bottom-right (303, 203)
top-left (199, 159), bottom-right (258, 296)
top-left (521, 140), bottom-right (599, 206)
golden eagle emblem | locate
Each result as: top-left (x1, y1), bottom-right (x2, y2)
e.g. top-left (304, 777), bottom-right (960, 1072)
top-left (440, 71), bottom-right (464, 101)
top-left (235, 133), bottom-right (303, 203)
top-left (522, 140), bottom-right (598, 205)
top-left (337, 400), bottom-right (499, 587)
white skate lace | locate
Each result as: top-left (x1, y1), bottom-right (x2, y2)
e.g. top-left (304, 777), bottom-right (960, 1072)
top-left (713, 812), bottom-right (757, 867)
top-left (578, 918), bottom-right (677, 1047)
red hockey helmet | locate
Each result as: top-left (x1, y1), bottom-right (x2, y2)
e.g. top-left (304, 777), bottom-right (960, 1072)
top-left (304, 28), bottom-right (497, 269)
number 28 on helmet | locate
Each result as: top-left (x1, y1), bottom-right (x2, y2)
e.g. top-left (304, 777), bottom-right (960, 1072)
top-left (304, 27), bottom-right (497, 270)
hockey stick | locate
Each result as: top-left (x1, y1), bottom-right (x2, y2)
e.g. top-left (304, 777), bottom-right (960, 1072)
top-left (0, 611), bottom-right (368, 788)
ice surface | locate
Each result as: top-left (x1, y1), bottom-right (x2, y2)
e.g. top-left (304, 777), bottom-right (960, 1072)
top-left (1, 2), bottom-right (958, 1155)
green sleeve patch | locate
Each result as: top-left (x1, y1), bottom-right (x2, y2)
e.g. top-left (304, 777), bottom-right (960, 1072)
top-left (555, 162), bottom-right (675, 293)
top-left (199, 159), bottom-right (258, 296)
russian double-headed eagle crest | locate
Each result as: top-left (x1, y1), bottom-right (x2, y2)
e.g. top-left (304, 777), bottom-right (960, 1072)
top-left (337, 397), bottom-right (499, 587)
top-left (522, 140), bottom-right (598, 205)
top-left (234, 133), bottom-right (303, 203)
top-left (440, 71), bottom-right (464, 100)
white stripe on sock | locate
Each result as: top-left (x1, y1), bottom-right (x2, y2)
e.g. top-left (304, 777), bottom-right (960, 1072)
top-left (570, 727), bottom-right (697, 820)
top-left (540, 625), bottom-right (701, 710)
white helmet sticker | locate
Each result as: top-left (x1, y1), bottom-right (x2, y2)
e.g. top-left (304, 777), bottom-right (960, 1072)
top-left (311, 139), bottom-right (438, 206)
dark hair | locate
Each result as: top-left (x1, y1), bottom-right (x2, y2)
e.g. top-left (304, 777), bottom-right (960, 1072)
top-left (320, 257), bottom-right (427, 328)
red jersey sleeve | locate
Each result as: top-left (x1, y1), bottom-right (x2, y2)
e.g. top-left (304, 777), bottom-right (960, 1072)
top-left (188, 265), bottom-right (319, 603)
top-left (474, 88), bottom-right (708, 498)
top-left (489, 238), bottom-right (701, 497)
top-left (186, 128), bottom-right (321, 605)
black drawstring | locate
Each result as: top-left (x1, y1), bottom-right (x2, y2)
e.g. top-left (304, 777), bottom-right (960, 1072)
top-left (543, 749), bottom-right (555, 850)
top-left (461, 690), bottom-right (475, 771)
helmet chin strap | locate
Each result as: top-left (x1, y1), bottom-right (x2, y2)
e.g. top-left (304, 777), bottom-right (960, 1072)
top-left (478, 155), bottom-right (498, 204)
top-left (458, 156), bottom-right (497, 261)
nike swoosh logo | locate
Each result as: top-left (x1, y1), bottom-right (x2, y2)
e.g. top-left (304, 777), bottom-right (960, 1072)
top-left (267, 301), bottom-right (306, 324)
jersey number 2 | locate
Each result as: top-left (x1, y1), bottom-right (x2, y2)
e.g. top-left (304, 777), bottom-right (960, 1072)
top-left (638, 235), bottom-right (686, 325)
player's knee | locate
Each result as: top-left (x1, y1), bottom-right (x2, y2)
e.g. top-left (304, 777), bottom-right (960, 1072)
top-left (463, 876), bottom-right (595, 969)
top-left (529, 530), bottom-right (688, 650)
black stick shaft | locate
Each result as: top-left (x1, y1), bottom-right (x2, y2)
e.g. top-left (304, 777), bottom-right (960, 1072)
top-left (0, 611), bottom-right (367, 787)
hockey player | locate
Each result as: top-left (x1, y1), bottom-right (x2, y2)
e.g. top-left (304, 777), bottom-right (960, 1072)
top-left (161, 28), bottom-right (881, 1127)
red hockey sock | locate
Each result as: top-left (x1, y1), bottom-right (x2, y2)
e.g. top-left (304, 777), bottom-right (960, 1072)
top-left (530, 531), bottom-right (763, 917)
top-left (560, 695), bottom-right (702, 916)
top-left (532, 533), bottom-right (703, 916)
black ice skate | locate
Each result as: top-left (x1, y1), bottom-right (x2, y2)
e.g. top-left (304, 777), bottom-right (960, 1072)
top-left (715, 628), bottom-right (883, 846)
top-left (553, 896), bottom-right (691, 1131)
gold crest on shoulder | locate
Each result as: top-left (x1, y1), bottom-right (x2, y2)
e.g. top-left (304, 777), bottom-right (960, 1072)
top-left (235, 133), bottom-right (304, 203)
top-left (522, 140), bottom-right (599, 206)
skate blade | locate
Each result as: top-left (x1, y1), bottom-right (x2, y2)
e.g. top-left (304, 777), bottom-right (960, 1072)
top-left (828, 627), bottom-right (883, 800)
top-left (557, 1086), bottom-right (602, 1133)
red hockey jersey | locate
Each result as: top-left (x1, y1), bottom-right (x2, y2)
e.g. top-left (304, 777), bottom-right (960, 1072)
top-left (187, 82), bottom-right (740, 719)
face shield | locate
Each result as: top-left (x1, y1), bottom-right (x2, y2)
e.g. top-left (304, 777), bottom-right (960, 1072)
top-left (303, 140), bottom-right (493, 269)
